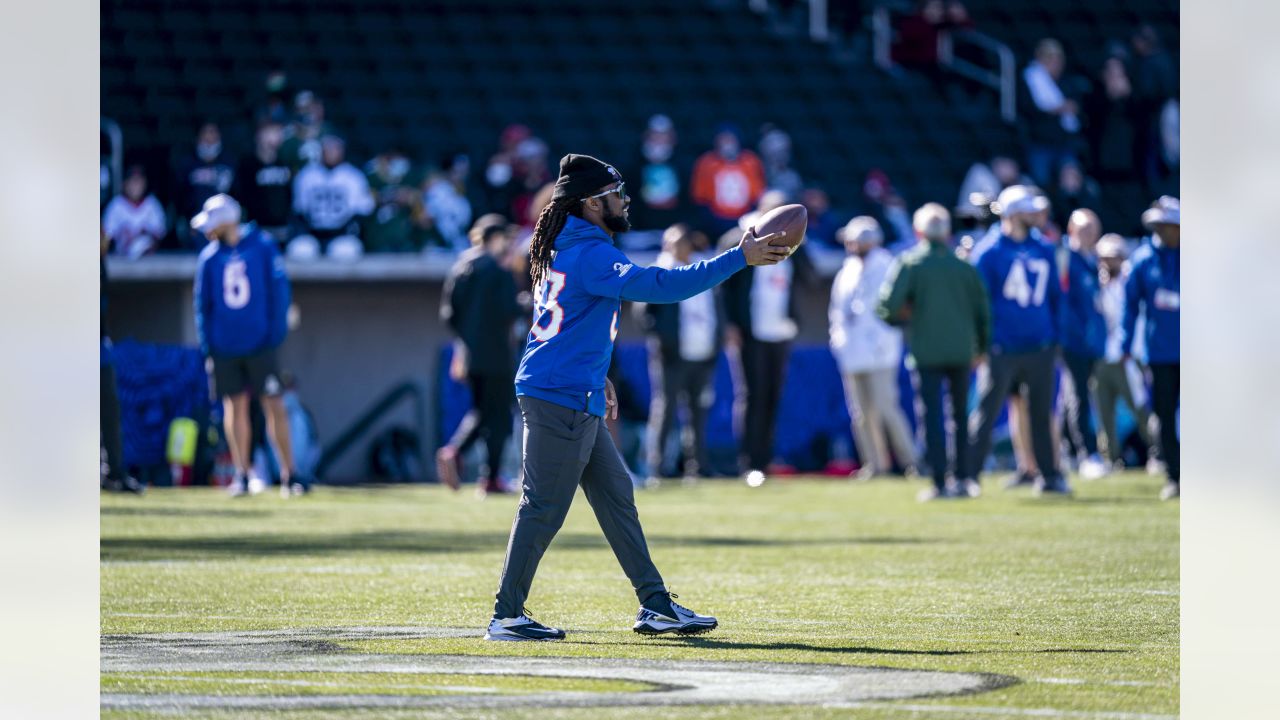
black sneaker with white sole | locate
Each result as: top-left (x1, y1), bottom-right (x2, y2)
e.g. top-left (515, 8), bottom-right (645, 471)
top-left (633, 593), bottom-right (717, 636)
top-left (484, 611), bottom-right (566, 641)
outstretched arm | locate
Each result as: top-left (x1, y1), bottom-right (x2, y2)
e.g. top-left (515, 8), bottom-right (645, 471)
top-left (581, 231), bottom-right (788, 303)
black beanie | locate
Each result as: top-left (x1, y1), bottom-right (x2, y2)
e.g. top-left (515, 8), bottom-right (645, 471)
top-left (552, 153), bottom-right (623, 200)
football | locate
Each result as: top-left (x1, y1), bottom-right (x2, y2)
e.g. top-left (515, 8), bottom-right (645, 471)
top-left (751, 203), bottom-right (808, 254)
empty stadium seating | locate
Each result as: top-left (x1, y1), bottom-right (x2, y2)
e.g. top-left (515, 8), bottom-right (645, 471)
top-left (102, 0), bottom-right (1176, 230)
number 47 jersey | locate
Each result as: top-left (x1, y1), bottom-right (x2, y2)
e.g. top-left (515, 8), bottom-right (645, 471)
top-left (194, 224), bottom-right (292, 357)
top-left (969, 230), bottom-right (1061, 354)
top-left (515, 215), bottom-right (747, 418)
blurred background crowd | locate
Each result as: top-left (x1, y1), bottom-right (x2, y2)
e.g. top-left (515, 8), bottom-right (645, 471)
top-left (99, 0), bottom-right (1178, 496)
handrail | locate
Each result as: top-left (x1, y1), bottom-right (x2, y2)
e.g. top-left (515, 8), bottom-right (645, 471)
top-left (872, 5), bottom-right (892, 70)
top-left (938, 29), bottom-right (1016, 123)
top-left (808, 0), bottom-right (828, 42)
top-left (314, 380), bottom-right (429, 481)
top-left (101, 117), bottom-right (123, 201)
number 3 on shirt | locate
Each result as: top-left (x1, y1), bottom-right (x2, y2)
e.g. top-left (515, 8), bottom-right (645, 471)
top-left (531, 270), bottom-right (567, 341)
top-left (1002, 258), bottom-right (1050, 308)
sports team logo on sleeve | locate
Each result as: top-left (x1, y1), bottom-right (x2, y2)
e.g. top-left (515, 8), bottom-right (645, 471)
top-left (613, 262), bottom-right (633, 278)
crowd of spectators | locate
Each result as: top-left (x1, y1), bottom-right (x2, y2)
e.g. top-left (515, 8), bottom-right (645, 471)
top-left (100, 8), bottom-right (1176, 267)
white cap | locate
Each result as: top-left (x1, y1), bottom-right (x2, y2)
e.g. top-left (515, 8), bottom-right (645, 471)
top-left (994, 185), bottom-right (1050, 217)
top-left (190, 194), bottom-right (242, 235)
top-left (1141, 196), bottom-right (1180, 228)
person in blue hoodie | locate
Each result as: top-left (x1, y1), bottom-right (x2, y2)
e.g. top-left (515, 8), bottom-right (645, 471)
top-left (192, 194), bottom-right (303, 497)
top-left (963, 185), bottom-right (1070, 496)
top-left (1123, 196), bottom-right (1180, 500)
top-left (485, 154), bottom-right (789, 642)
top-left (1057, 209), bottom-right (1109, 479)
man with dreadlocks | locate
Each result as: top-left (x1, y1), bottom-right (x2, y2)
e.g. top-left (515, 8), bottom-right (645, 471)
top-left (485, 154), bottom-right (789, 641)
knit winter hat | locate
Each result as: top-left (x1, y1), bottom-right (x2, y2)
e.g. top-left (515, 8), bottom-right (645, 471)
top-left (552, 154), bottom-right (622, 200)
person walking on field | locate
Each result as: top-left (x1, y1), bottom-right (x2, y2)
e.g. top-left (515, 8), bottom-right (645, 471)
top-left (1057, 209), bottom-right (1110, 479)
top-left (193, 194), bottom-right (305, 497)
top-left (963, 186), bottom-right (1069, 496)
top-left (880, 203), bottom-right (990, 501)
top-left (1123, 196), bottom-right (1180, 500)
top-left (438, 214), bottom-right (524, 496)
top-left (829, 217), bottom-right (918, 479)
top-left (486, 154), bottom-right (789, 642)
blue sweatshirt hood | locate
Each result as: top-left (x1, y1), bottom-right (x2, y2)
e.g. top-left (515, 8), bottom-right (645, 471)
top-left (554, 215), bottom-right (613, 252)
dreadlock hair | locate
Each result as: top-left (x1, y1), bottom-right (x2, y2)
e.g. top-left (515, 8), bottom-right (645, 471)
top-left (527, 195), bottom-right (583, 288)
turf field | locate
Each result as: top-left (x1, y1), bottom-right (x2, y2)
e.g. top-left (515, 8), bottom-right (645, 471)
top-left (101, 471), bottom-right (1178, 719)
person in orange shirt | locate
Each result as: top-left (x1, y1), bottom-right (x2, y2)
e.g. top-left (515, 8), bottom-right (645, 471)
top-left (690, 124), bottom-right (766, 237)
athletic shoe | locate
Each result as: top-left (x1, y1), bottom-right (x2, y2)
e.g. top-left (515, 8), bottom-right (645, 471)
top-left (103, 476), bottom-right (145, 494)
top-left (917, 482), bottom-right (963, 502)
top-left (435, 446), bottom-right (461, 491)
top-left (1159, 482), bottom-right (1180, 501)
top-left (961, 478), bottom-right (982, 498)
top-left (227, 472), bottom-right (249, 498)
top-left (282, 477), bottom-right (312, 497)
top-left (633, 593), bottom-right (717, 636)
top-left (484, 612), bottom-right (566, 641)
top-left (1079, 455), bottom-right (1110, 481)
top-left (475, 476), bottom-right (513, 499)
top-left (1035, 475), bottom-right (1074, 496)
top-left (1146, 458), bottom-right (1166, 476)
top-left (1003, 470), bottom-right (1038, 490)
top-left (247, 473), bottom-right (267, 495)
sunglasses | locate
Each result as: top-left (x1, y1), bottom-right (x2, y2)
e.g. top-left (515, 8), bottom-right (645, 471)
top-left (583, 182), bottom-right (627, 203)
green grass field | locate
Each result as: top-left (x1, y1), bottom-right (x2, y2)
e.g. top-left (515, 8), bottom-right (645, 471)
top-left (101, 471), bottom-right (1178, 719)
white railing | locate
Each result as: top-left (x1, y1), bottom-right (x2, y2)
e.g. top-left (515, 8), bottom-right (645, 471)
top-left (938, 29), bottom-right (1016, 123)
top-left (871, 5), bottom-right (1016, 124)
top-left (747, 0), bottom-right (829, 42)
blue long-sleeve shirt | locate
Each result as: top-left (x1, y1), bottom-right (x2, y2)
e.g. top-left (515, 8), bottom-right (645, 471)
top-left (1058, 245), bottom-right (1106, 358)
top-left (970, 229), bottom-right (1061, 354)
top-left (1122, 237), bottom-right (1180, 364)
top-left (194, 225), bottom-right (291, 357)
top-left (515, 215), bottom-right (747, 416)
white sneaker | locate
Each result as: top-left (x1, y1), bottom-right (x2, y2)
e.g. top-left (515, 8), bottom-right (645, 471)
top-left (633, 593), bottom-right (717, 636)
top-left (247, 474), bottom-right (267, 495)
top-left (227, 473), bottom-right (249, 497)
top-left (484, 613), bottom-right (566, 641)
top-left (1146, 458), bottom-right (1165, 476)
top-left (1079, 455), bottom-right (1110, 481)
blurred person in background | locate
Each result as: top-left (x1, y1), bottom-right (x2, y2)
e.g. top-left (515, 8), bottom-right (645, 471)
top-left (1020, 39), bottom-right (1082, 185)
top-left (102, 165), bottom-right (166, 259)
top-left (691, 123), bottom-right (766, 238)
top-left (279, 90), bottom-right (333, 172)
top-left (957, 154), bottom-right (1033, 211)
top-left (637, 224), bottom-right (722, 483)
top-left (894, 0), bottom-right (974, 88)
top-left (101, 233), bottom-right (144, 494)
top-left (1094, 233), bottom-right (1158, 470)
top-left (1129, 25), bottom-right (1178, 189)
top-left (757, 125), bottom-right (803, 201)
top-left (880, 203), bottom-right (989, 500)
top-left (510, 137), bottom-right (552, 227)
top-left (254, 70), bottom-right (291, 126)
top-left (830, 217), bottom-right (917, 480)
top-left (289, 135), bottom-right (374, 259)
top-left (438, 214), bottom-right (523, 496)
top-left (192, 194), bottom-right (306, 497)
top-left (964, 186), bottom-right (1068, 496)
top-left (1049, 162), bottom-right (1101, 230)
top-left (1123, 196), bottom-right (1180, 500)
top-left (174, 121), bottom-right (235, 248)
top-left (629, 114), bottom-right (686, 232)
top-left (861, 169), bottom-right (915, 251)
top-left (801, 186), bottom-right (843, 249)
top-left (1057, 209), bottom-right (1109, 479)
top-left (483, 124), bottom-right (532, 218)
top-left (425, 153), bottom-right (475, 251)
top-left (1084, 54), bottom-right (1140, 184)
top-left (233, 121), bottom-right (294, 239)
top-left (363, 147), bottom-right (428, 253)
top-left (721, 190), bottom-right (815, 477)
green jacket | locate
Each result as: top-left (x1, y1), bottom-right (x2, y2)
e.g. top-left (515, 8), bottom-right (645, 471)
top-left (878, 240), bottom-right (991, 368)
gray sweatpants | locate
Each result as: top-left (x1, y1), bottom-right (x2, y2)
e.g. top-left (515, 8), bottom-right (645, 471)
top-left (493, 395), bottom-right (666, 619)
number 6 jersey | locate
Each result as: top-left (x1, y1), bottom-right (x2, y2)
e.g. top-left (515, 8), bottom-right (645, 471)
top-left (194, 224), bottom-right (292, 357)
top-left (515, 215), bottom-right (748, 418)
